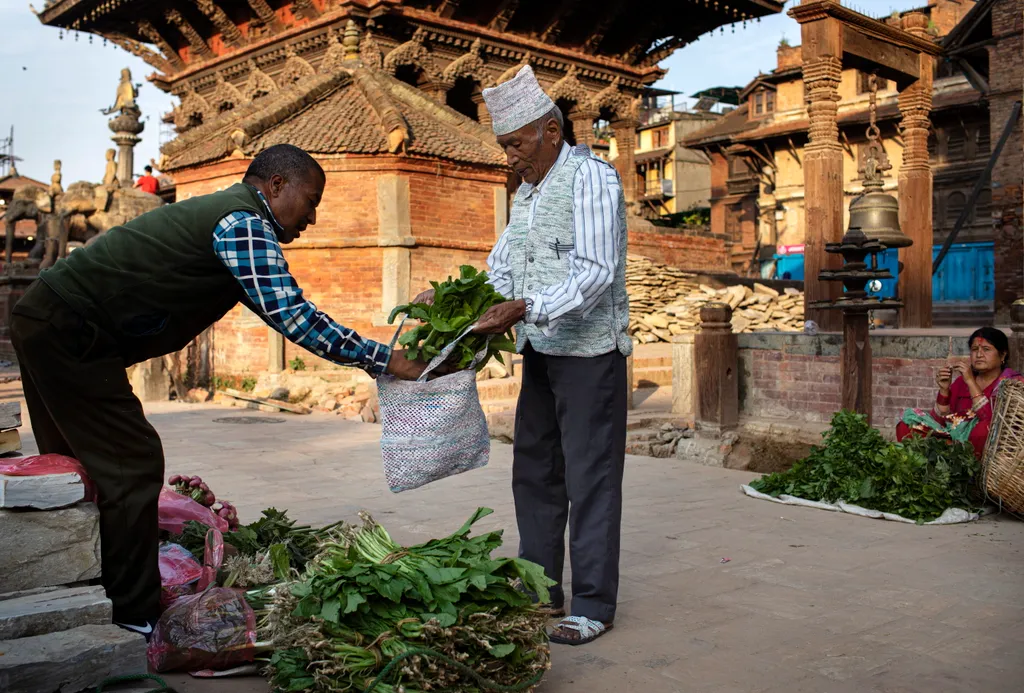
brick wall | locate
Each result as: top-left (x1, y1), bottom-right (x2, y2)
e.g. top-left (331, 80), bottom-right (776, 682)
top-left (737, 333), bottom-right (971, 432)
top-left (629, 226), bottom-right (731, 271)
top-left (988, 0), bottom-right (1023, 321)
top-left (171, 157), bottom-right (506, 375)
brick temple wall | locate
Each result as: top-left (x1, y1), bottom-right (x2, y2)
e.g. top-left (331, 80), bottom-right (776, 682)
top-left (171, 157), bottom-right (506, 375)
top-left (737, 333), bottom-right (972, 432)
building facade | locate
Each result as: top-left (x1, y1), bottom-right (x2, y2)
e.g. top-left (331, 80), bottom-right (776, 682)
top-left (686, 0), bottom-right (1022, 321)
top-left (36, 0), bottom-right (782, 373)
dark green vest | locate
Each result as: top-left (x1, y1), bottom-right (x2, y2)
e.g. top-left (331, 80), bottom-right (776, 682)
top-left (41, 183), bottom-right (265, 365)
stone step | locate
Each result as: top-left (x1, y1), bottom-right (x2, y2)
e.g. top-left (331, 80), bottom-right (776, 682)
top-left (1, 472), bottom-right (86, 510)
top-left (0, 624), bottom-right (147, 693)
top-left (482, 398), bottom-right (519, 415)
top-left (0, 504), bottom-right (101, 593)
top-left (0, 586), bottom-right (111, 640)
top-left (477, 379), bottom-right (522, 401)
top-left (0, 402), bottom-right (21, 430)
top-left (633, 366), bottom-right (672, 387)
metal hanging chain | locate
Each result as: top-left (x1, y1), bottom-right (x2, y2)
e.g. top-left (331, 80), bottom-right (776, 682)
top-left (866, 73), bottom-right (881, 143)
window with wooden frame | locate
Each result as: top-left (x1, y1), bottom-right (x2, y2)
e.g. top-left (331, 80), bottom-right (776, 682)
top-left (754, 91), bottom-right (764, 116)
top-left (651, 126), bottom-right (670, 149)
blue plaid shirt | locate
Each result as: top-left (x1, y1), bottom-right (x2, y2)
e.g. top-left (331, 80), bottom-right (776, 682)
top-left (212, 187), bottom-right (391, 376)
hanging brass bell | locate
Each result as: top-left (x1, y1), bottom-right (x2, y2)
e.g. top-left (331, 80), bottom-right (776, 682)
top-left (847, 188), bottom-right (911, 249)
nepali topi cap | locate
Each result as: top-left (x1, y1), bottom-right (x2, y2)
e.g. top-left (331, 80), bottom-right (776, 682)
top-left (481, 65), bottom-right (556, 137)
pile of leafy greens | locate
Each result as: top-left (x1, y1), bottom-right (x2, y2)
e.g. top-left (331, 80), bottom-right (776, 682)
top-left (172, 508), bottom-right (337, 573)
top-left (749, 410), bottom-right (981, 523)
top-left (388, 265), bottom-right (516, 371)
top-left (263, 508), bottom-right (554, 693)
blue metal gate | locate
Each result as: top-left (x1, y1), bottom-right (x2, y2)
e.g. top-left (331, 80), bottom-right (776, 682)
top-left (770, 242), bottom-right (994, 304)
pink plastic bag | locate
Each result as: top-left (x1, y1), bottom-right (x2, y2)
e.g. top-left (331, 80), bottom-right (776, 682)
top-left (158, 487), bottom-right (229, 535)
top-left (159, 543), bottom-right (203, 610)
top-left (147, 588), bottom-right (257, 673)
top-left (0, 454), bottom-right (96, 501)
top-left (197, 528), bottom-right (225, 592)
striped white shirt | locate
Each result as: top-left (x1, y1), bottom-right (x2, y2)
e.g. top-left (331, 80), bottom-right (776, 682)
top-left (487, 142), bottom-right (622, 332)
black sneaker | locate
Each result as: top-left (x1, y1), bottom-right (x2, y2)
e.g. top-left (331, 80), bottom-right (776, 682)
top-left (114, 618), bottom-right (157, 642)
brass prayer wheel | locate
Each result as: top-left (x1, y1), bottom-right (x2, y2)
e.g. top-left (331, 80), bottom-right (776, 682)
top-left (847, 187), bottom-right (912, 249)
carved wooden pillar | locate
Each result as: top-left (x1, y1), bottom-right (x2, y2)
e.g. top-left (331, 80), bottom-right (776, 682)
top-left (569, 109), bottom-right (597, 147)
top-left (471, 92), bottom-right (491, 128)
top-left (612, 118), bottom-right (638, 203)
top-left (842, 310), bottom-right (873, 422)
top-left (896, 13), bottom-right (934, 328)
top-left (694, 303), bottom-right (738, 434)
top-left (798, 10), bottom-right (844, 333)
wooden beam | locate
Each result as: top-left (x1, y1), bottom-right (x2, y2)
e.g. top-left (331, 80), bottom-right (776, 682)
top-left (489, 0), bottom-right (519, 31)
top-left (842, 26), bottom-right (919, 87)
top-left (956, 57), bottom-right (990, 95)
top-left (582, 0), bottom-right (627, 53)
top-left (539, 0), bottom-right (575, 43)
top-left (790, 0), bottom-right (943, 56)
top-left (436, 0), bottom-right (460, 19)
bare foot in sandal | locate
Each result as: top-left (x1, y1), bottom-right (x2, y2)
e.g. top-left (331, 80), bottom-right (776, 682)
top-left (549, 616), bottom-right (613, 645)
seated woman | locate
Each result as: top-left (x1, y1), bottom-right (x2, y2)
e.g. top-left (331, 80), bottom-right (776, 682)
top-left (897, 327), bottom-right (1023, 458)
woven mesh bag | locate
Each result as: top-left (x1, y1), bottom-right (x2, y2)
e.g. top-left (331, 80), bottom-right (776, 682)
top-left (376, 322), bottom-right (492, 493)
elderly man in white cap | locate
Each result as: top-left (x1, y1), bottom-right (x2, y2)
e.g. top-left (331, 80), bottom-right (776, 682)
top-left (416, 65), bottom-right (630, 645)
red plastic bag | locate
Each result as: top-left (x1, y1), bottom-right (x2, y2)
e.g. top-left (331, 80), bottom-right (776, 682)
top-left (159, 487), bottom-right (229, 535)
top-left (197, 528), bottom-right (224, 592)
top-left (147, 588), bottom-right (257, 673)
top-left (159, 543), bottom-right (202, 610)
top-left (0, 454), bottom-right (96, 501)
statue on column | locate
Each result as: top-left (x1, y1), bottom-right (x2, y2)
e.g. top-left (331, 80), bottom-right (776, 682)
top-left (49, 159), bottom-right (63, 197)
top-left (101, 68), bottom-right (141, 116)
top-left (105, 68), bottom-right (145, 189)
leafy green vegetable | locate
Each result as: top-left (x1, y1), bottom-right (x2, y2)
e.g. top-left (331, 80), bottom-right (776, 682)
top-left (389, 265), bottom-right (516, 371)
top-left (170, 508), bottom-right (339, 574)
top-left (263, 507), bottom-right (554, 692)
top-left (749, 410), bottom-right (981, 523)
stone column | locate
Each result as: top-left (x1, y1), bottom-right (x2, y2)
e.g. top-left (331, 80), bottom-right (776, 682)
top-left (671, 333), bottom-right (696, 420)
top-left (268, 327), bottom-right (285, 373)
top-left (472, 92), bottom-right (492, 129)
top-left (611, 118), bottom-right (639, 204)
top-left (108, 109), bottom-right (144, 188)
top-left (799, 14), bottom-right (844, 333)
top-left (569, 109), bottom-right (597, 148)
top-left (896, 13), bottom-right (934, 328)
top-left (694, 303), bottom-right (738, 434)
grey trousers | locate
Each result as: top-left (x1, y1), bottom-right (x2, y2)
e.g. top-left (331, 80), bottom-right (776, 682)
top-left (512, 344), bottom-right (627, 624)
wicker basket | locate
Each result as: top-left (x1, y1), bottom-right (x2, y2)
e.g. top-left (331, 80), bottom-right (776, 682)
top-left (981, 377), bottom-right (1024, 515)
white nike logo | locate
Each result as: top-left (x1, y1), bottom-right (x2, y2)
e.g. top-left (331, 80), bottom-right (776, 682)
top-left (117, 622), bottom-right (154, 635)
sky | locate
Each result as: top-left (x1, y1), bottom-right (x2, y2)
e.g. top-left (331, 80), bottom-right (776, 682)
top-left (0, 0), bottom-right (924, 185)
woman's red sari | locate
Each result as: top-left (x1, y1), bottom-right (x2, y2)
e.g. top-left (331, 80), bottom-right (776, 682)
top-left (896, 368), bottom-right (1024, 457)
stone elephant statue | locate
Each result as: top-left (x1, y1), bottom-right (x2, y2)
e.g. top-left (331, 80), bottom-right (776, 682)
top-left (3, 185), bottom-right (52, 264)
top-left (3, 182), bottom-right (162, 268)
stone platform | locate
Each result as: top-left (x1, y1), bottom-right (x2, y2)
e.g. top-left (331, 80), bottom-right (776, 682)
top-left (14, 398), bottom-right (1021, 693)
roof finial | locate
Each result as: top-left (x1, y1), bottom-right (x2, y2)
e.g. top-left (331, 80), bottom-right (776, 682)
top-left (343, 20), bottom-right (360, 62)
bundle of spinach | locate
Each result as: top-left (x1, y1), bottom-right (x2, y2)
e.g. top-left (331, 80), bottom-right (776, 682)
top-left (264, 507), bottom-right (554, 693)
top-left (388, 265), bottom-right (516, 371)
top-left (749, 410), bottom-right (981, 523)
top-left (172, 508), bottom-right (338, 574)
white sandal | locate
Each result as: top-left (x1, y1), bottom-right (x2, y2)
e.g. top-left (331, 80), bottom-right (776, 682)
top-left (549, 615), bottom-right (613, 645)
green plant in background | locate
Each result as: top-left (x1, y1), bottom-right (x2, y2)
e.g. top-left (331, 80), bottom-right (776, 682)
top-left (289, 356), bottom-right (306, 371)
top-left (241, 376), bottom-right (257, 392)
top-left (779, 36), bottom-right (790, 48)
top-left (388, 265), bottom-right (516, 371)
top-left (749, 410), bottom-right (981, 523)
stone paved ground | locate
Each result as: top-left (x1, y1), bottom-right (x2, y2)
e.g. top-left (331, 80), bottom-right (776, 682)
top-left (17, 399), bottom-right (1024, 693)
